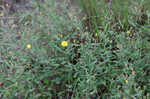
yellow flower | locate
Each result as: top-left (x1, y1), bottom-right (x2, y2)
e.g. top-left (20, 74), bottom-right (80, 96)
top-left (0, 12), bottom-right (4, 17)
top-left (110, 40), bottom-right (113, 43)
top-left (77, 27), bottom-right (80, 30)
top-left (15, 82), bottom-right (18, 86)
top-left (6, 4), bottom-right (9, 8)
top-left (82, 17), bottom-right (86, 20)
top-left (12, 24), bottom-right (17, 28)
top-left (127, 31), bottom-right (131, 34)
top-left (26, 44), bottom-right (31, 49)
top-left (84, 32), bottom-right (88, 34)
top-left (95, 33), bottom-right (99, 37)
top-left (61, 41), bottom-right (68, 47)
top-left (125, 80), bottom-right (128, 84)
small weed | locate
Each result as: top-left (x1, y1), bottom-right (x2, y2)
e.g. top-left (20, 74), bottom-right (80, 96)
top-left (0, 0), bottom-right (150, 98)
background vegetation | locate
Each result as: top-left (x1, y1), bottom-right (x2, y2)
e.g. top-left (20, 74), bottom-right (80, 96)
top-left (0, 0), bottom-right (150, 98)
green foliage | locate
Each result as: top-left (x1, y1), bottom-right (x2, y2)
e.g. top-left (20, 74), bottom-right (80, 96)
top-left (0, 0), bottom-right (150, 98)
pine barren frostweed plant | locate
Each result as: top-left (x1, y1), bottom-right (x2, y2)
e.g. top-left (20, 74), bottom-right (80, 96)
top-left (0, 0), bottom-right (150, 98)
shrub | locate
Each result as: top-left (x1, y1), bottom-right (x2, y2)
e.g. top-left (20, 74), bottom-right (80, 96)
top-left (0, 0), bottom-right (150, 98)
